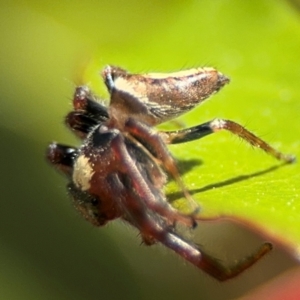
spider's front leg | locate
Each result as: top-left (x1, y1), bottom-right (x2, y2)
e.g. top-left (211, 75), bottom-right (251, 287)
top-left (161, 118), bottom-right (295, 163)
top-left (124, 118), bottom-right (199, 214)
top-left (110, 133), bottom-right (197, 228)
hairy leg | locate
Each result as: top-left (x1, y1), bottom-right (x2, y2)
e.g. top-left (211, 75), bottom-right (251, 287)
top-left (110, 133), bottom-right (196, 227)
top-left (124, 118), bottom-right (199, 213)
top-left (160, 118), bottom-right (295, 163)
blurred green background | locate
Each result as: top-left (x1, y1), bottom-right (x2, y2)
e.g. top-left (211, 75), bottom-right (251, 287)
top-left (1, 1), bottom-right (300, 299)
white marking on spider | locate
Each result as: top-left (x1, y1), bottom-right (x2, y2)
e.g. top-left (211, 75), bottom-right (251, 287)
top-left (114, 77), bottom-right (148, 103)
top-left (210, 118), bottom-right (227, 132)
top-left (73, 155), bottom-right (95, 191)
top-left (144, 67), bottom-right (217, 79)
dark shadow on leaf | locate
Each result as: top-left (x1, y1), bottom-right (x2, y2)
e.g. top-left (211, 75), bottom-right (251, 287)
top-left (176, 158), bottom-right (203, 175)
top-left (168, 163), bottom-right (290, 202)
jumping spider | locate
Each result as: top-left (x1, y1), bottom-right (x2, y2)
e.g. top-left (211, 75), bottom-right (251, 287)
top-left (47, 65), bottom-right (294, 281)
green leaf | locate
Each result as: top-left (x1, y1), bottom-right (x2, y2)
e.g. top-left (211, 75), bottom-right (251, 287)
top-left (1, 1), bottom-right (300, 299)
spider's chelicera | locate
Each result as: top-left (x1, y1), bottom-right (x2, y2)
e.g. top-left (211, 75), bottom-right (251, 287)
top-left (47, 66), bottom-right (294, 281)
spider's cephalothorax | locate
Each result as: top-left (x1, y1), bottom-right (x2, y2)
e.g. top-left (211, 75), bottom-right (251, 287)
top-left (47, 66), bottom-right (294, 281)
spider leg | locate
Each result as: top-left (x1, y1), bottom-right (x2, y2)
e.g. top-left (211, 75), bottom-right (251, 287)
top-left (72, 86), bottom-right (109, 121)
top-left (65, 86), bottom-right (109, 139)
top-left (160, 230), bottom-right (272, 281)
top-left (161, 118), bottom-right (295, 163)
top-left (159, 122), bottom-right (213, 144)
top-left (115, 163), bottom-right (272, 281)
top-left (110, 134), bottom-right (196, 228)
top-left (124, 118), bottom-right (199, 213)
top-left (65, 111), bottom-right (99, 139)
